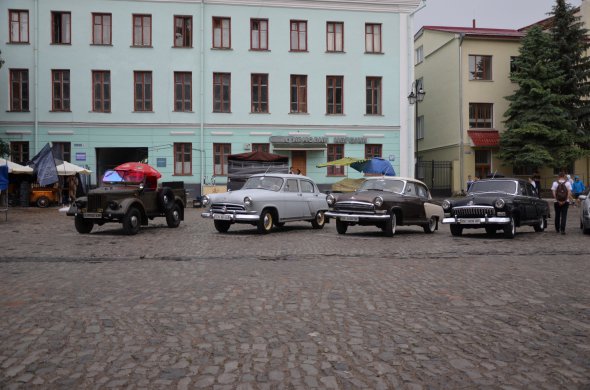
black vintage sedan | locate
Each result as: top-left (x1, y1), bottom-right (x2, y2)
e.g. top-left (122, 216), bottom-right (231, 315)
top-left (441, 178), bottom-right (550, 238)
top-left (324, 177), bottom-right (444, 237)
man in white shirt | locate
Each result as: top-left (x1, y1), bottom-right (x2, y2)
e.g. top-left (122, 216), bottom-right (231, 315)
top-left (551, 171), bottom-right (573, 234)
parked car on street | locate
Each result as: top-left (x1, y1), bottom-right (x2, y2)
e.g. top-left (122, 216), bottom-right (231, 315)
top-left (67, 165), bottom-right (186, 235)
top-left (201, 173), bottom-right (328, 234)
top-left (324, 177), bottom-right (443, 237)
top-left (580, 191), bottom-right (590, 234)
top-left (441, 178), bottom-right (550, 238)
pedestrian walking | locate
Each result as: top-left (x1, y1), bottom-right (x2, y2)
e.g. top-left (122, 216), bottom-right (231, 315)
top-left (551, 172), bottom-right (573, 234)
top-left (571, 176), bottom-right (586, 207)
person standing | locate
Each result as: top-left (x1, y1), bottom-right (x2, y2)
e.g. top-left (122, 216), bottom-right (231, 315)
top-left (533, 172), bottom-right (541, 198)
top-left (571, 176), bottom-right (586, 207)
top-left (466, 175), bottom-right (473, 193)
top-left (551, 171), bottom-right (573, 234)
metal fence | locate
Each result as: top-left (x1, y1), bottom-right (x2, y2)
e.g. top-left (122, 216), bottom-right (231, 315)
top-left (416, 160), bottom-right (453, 197)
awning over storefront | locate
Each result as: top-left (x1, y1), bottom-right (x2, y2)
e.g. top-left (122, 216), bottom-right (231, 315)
top-left (467, 130), bottom-right (500, 147)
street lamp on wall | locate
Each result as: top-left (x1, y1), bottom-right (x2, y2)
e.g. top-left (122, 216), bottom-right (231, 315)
top-left (408, 80), bottom-right (425, 179)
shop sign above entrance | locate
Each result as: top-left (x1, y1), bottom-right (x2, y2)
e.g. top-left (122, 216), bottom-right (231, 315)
top-left (269, 136), bottom-right (367, 144)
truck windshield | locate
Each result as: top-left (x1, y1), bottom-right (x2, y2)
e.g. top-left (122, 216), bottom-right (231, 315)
top-left (242, 176), bottom-right (284, 191)
top-left (102, 170), bottom-right (144, 184)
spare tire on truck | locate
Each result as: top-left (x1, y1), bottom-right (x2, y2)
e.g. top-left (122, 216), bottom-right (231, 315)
top-left (158, 187), bottom-right (175, 211)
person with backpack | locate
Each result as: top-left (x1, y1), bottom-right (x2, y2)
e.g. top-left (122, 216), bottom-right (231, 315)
top-left (551, 171), bottom-right (573, 234)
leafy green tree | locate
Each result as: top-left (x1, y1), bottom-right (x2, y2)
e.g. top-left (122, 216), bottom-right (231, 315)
top-left (0, 139), bottom-right (10, 158)
top-left (498, 26), bottom-right (579, 169)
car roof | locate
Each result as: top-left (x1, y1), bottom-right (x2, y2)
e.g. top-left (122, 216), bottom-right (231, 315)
top-left (250, 173), bottom-right (314, 180)
top-left (364, 176), bottom-right (428, 187)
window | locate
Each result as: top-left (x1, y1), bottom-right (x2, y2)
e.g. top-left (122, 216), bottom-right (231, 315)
top-left (52, 11), bottom-right (71, 44)
top-left (326, 76), bottom-right (343, 114)
top-left (92, 70), bottom-right (110, 112)
top-left (510, 56), bottom-right (519, 76)
top-left (10, 69), bottom-right (29, 112)
top-left (174, 143), bottom-right (192, 175)
top-left (286, 179), bottom-right (299, 192)
top-left (415, 45), bottom-right (424, 64)
top-left (52, 142), bottom-right (71, 162)
top-left (365, 144), bottom-right (382, 159)
top-left (290, 75), bottom-right (307, 113)
top-left (365, 23), bottom-right (381, 53)
top-left (212, 17), bottom-right (231, 49)
top-left (9, 10), bottom-right (29, 43)
top-left (213, 143), bottom-right (231, 175)
top-left (92, 13), bottom-right (111, 45)
top-left (252, 143), bottom-right (269, 152)
top-left (469, 55), bottom-right (492, 80)
top-left (366, 77), bottom-right (382, 115)
top-left (213, 73), bottom-right (231, 113)
top-left (51, 70), bottom-right (70, 112)
top-left (469, 103), bottom-right (493, 128)
top-left (133, 14), bottom-right (151, 46)
top-left (300, 180), bottom-right (314, 193)
top-left (474, 150), bottom-right (491, 178)
top-left (251, 19), bottom-right (268, 50)
top-left (327, 144), bottom-right (344, 176)
top-left (10, 142), bottom-right (29, 165)
top-left (174, 16), bottom-right (192, 47)
top-left (327, 22), bottom-right (343, 52)
top-left (417, 115), bottom-right (425, 140)
top-left (290, 20), bottom-right (307, 51)
top-left (251, 74), bottom-right (268, 113)
top-left (174, 72), bottom-right (192, 112)
top-left (134, 71), bottom-right (152, 112)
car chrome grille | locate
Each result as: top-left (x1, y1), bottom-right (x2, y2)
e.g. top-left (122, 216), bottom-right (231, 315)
top-left (210, 203), bottom-right (246, 213)
top-left (452, 206), bottom-right (495, 217)
top-left (87, 195), bottom-right (106, 211)
top-left (333, 201), bottom-right (375, 214)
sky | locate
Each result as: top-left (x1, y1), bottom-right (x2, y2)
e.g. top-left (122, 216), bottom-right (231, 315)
top-left (414, 0), bottom-right (583, 32)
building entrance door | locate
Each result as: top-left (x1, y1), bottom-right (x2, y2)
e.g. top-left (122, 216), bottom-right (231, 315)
top-left (291, 151), bottom-right (306, 175)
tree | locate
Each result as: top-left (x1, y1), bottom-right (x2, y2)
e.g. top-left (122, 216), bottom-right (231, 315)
top-left (549, 0), bottom-right (590, 152)
top-left (0, 139), bottom-right (10, 158)
top-left (498, 26), bottom-right (579, 169)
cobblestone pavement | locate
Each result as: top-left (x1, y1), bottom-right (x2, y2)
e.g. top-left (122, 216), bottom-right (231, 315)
top-left (0, 205), bottom-right (589, 389)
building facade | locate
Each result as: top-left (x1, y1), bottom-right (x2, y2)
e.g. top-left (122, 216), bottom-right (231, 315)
top-left (1, 0), bottom-right (422, 193)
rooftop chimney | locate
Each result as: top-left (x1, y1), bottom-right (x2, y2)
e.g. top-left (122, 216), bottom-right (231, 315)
top-left (472, 19), bottom-right (476, 28)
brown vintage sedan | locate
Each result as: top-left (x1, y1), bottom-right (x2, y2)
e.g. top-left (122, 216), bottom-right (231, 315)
top-left (324, 177), bottom-right (444, 236)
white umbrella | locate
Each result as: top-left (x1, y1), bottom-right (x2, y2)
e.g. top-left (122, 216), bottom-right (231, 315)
top-left (55, 161), bottom-right (91, 176)
top-left (0, 158), bottom-right (34, 174)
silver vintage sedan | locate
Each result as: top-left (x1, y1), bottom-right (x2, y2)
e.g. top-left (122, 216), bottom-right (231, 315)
top-left (201, 173), bottom-right (328, 234)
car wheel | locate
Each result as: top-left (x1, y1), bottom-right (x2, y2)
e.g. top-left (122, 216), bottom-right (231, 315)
top-left (122, 207), bottom-right (141, 235)
top-left (214, 220), bottom-right (231, 233)
top-left (257, 209), bottom-right (274, 234)
top-left (166, 203), bottom-right (181, 228)
top-left (74, 215), bottom-right (94, 234)
top-left (503, 217), bottom-right (516, 239)
top-left (311, 211), bottom-right (326, 229)
top-left (422, 216), bottom-right (436, 234)
top-left (533, 216), bottom-right (545, 232)
top-left (485, 226), bottom-right (496, 235)
top-left (336, 219), bottom-right (348, 235)
top-left (383, 213), bottom-right (397, 237)
top-left (36, 196), bottom-right (50, 208)
top-left (583, 221), bottom-right (590, 235)
top-left (450, 224), bottom-right (463, 237)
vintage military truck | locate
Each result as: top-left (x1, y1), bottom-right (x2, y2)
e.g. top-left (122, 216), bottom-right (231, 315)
top-left (67, 164), bottom-right (186, 235)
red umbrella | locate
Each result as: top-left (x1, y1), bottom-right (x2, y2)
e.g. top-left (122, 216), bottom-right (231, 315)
top-left (114, 162), bottom-right (162, 179)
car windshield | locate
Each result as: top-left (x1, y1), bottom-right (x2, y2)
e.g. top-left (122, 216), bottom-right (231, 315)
top-left (469, 180), bottom-right (517, 195)
top-left (359, 179), bottom-right (405, 194)
top-left (242, 176), bottom-right (284, 191)
top-left (102, 169), bottom-right (145, 184)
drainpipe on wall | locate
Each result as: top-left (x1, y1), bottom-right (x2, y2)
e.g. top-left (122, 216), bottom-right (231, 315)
top-left (34, 0), bottom-right (39, 153)
top-left (458, 33), bottom-right (465, 193)
top-left (200, 0), bottom-right (205, 196)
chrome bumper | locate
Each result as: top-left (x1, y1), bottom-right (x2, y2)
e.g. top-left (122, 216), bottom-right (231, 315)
top-left (324, 211), bottom-right (390, 221)
top-left (201, 211), bottom-right (260, 222)
top-left (442, 216), bottom-right (510, 224)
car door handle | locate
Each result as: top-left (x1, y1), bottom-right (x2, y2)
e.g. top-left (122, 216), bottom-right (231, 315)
top-left (298, 194), bottom-right (303, 197)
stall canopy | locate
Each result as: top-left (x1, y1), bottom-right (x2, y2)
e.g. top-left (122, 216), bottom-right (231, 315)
top-left (227, 151), bottom-right (289, 190)
top-left (316, 157), bottom-right (364, 168)
top-left (55, 161), bottom-right (91, 176)
top-left (0, 158), bottom-right (34, 174)
top-left (351, 157), bottom-right (396, 176)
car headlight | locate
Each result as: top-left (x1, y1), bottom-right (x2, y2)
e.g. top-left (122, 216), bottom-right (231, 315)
top-left (494, 198), bottom-right (505, 209)
top-left (373, 196), bottom-right (384, 207)
top-left (202, 196), bottom-right (210, 206)
top-left (107, 200), bottom-right (119, 210)
top-left (326, 194), bottom-right (335, 206)
top-left (244, 196), bottom-right (252, 207)
top-left (441, 200), bottom-right (451, 210)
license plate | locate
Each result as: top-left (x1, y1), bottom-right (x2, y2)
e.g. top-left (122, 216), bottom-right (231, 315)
top-left (460, 218), bottom-right (481, 224)
top-left (84, 213), bottom-right (102, 219)
top-left (340, 215), bottom-right (359, 222)
top-left (213, 214), bottom-right (232, 221)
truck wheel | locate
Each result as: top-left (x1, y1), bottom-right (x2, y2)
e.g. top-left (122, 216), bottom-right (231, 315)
top-left (214, 220), bottom-right (231, 233)
top-left (450, 224), bottom-right (463, 237)
top-left (336, 219), bottom-right (348, 234)
top-left (123, 207), bottom-right (141, 235)
top-left (257, 209), bottom-right (274, 234)
top-left (74, 215), bottom-right (94, 234)
top-left (166, 203), bottom-right (181, 228)
top-left (311, 211), bottom-right (325, 229)
top-left (159, 187), bottom-right (175, 211)
top-left (37, 196), bottom-right (50, 208)
top-left (383, 213), bottom-right (397, 237)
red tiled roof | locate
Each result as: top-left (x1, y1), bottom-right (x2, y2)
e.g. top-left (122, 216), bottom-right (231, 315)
top-left (421, 26), bottom-right (525, 38)
top-left (468, 130), bottom-right (500, 147)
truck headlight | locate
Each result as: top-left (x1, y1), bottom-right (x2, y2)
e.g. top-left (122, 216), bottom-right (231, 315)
top-left (107, 200), bottom-right (119, 210)
top-left (244, 196), bottom-right (252, 207)
top-left (326, 194), bottom-right (336, 206)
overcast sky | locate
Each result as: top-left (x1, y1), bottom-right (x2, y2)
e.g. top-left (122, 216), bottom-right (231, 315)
top-left (414, 0), bottom-right (583, 32)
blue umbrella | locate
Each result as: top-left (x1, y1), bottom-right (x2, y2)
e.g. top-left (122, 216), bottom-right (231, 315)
top-left (350, 157), bottom-right (396, 176)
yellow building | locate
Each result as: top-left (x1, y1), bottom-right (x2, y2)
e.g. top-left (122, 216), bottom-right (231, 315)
top-left (414, 0), bottom-right (590, 195)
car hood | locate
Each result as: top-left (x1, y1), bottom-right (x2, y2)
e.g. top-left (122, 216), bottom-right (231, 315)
top-left (208, 189), bottom-right (274, 204)
top-left (451, 193), bottom-right (510, 207)
top-left (335, 190), bottom-right (402, 203)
